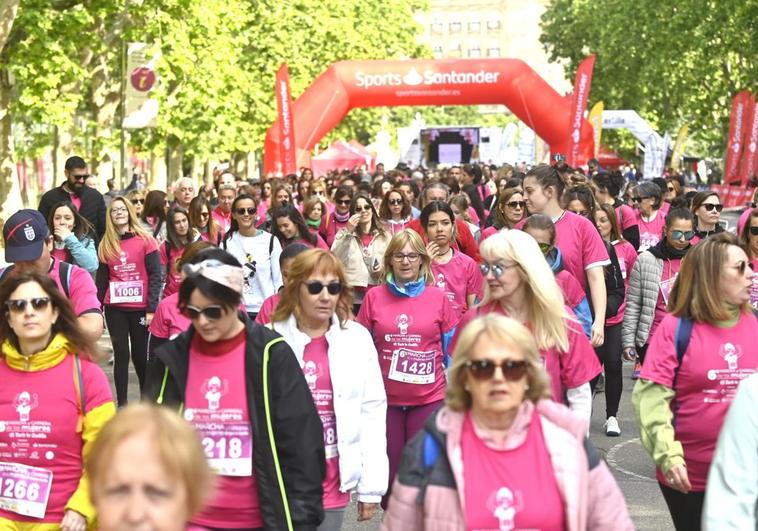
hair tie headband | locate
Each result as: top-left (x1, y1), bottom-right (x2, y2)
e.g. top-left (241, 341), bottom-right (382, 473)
top-left (182, 259), bottom-right (243, 294)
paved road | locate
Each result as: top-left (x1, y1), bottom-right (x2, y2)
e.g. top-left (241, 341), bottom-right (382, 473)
top-left (99, 336), bottom-right (673, 530)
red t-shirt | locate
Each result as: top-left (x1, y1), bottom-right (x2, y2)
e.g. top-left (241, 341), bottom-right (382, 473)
top-left (159, 242), bottom-right (186, 299)
top-left (302, 336), bottom-right (350, 509)
top-left (49, 259), bottom-right (101, 317)
top-left (0, 355), bottom-right (113, 523)
top-left (431, 251), bottom-right (483, 322)
top-left (641, 312), bottom-right (758, 490)
top-left (356, 285), bottom-right (457, 406)
top-left (148, 292), bottom-right (190, 340)
top-left (462, 410), bottom-right (565, 531)
top-left (185, 330), bottom-right (261, 528)
top-left (103, 236), bottom-right (159, 310)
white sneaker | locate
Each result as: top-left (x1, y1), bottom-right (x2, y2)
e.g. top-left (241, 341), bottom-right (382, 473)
top-left (604, 416), bottom-right (621, 437)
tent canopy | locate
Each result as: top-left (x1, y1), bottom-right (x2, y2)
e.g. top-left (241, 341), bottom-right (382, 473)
top-left (311, 140), bottom-right (373, 177)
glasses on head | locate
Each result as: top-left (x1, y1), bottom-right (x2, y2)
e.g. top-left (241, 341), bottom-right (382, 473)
top-left (479, 262), bottom-right (515, 277)
top-left (5, 297), bottom-right (52, 313)
top-left (388, 199), bottom-right (403, 206)
top-left (336, 199), bottom-right (351, 206)
top-left (392, 252), bottom-right (420, 263)
top-left (305, 281), bottom-right (342, 295)
top-left (734, 260), bottom-right (755, 276)
top-left (72, 174), bottom-right (90, 182)
top-left (632, 196), bottom-right (652, 203)
top-left (235, 207), bottom-right (256, 216)
top-left (465, 359), bottom-right (528, 381)
top-left (111, 207), bottom-right (128, 214)
top-left (538, 242), bottom-right (552, 255)
top-left (671, 230), bottom-right (695, 241)
top-left (355, 205), bottom-right (372, 212)
top-left (506, 201), bottom-right (525, 209)
top-left (181, 304), bottom-right (224, 321)
top-left (131, 199), bottom-right (145, 205)
top-left (701, 203), bottom-right (723, 213)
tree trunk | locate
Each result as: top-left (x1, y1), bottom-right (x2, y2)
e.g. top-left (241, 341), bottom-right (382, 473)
top-left (167, 138), bottom-right (182, 186)
top-left (0, 66), bottom-right (22, 219)
top-left (0, 0), bottom-right (20, 53)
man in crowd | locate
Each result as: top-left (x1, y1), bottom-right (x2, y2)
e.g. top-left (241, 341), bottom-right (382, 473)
top-left (213, 184), bottom-right (236, 233)
top-left (38, 155), bottom-right (106, 241)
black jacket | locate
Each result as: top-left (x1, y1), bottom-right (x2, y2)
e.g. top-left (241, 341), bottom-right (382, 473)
top-left (39, 183), bottom-right (107, 241)
top-left (143, 315), bottom-right (326, 530)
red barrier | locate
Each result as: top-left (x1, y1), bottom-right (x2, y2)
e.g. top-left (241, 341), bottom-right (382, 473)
top-left (263, 59), bottom-right (595, 175)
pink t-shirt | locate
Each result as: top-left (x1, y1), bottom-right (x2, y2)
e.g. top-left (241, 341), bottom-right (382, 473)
top-left (148, 292), bottom-right (190, 340)
top-left (454, 304), bottom-right (601, 404)
top-left (462, 410), bottom-right (565, 531)
top-left (431, 251), bottom-right (483, 321)
top-left (606, 240), bottom-right (639, 327)
top-left (386, 218), bottom-right (412, 234)
top-left (356, 285), bottom-right (457, 406)
top-left (641, 312), bottom-right (758, 490)
top-left (0, 354), bottom-right (113, 523)
top-left (302, 336), bottom-right (350, 509)
top-left (555, 269), bottom-right (585, 309)
top-left (322, 212), bottom-right (349, 247)
top-left (212, 206), bottom-right (233, 234)
top-left (159, 242), bottom-right (186, 299)
top-left (51, 247), bottom-right (69, 264)
top-left (750, 259), bottom-right (758, 310)
top-left (255, 293), bottom-right (280, 325)
top-left (49, 259), bottom-right (101, 316)
top-left (103, 235), bottom-right (159, 310)
top-left (68, 192), bottom-right (81, 212)
top-left (480, 225), bottom-right (498, 242)
top-left (635, 210), bottom-right (666, 253)
top-left (185, 331), bottom-right (262, 528)
top-left (649, 258), bottom-right (682, 341)
top-left (615, 204), bottom-right (637, 231)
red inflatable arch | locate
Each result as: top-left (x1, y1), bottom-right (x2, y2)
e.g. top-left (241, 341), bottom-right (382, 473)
top-left (263, 59), bottom-right (594, 174)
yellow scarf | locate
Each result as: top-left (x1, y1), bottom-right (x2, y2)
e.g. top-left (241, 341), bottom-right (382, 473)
top-left (1, 333), bottom-right (74, 371)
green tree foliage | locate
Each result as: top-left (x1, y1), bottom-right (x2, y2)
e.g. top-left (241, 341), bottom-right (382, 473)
top-left (540, 0), bottom-right (758, 156)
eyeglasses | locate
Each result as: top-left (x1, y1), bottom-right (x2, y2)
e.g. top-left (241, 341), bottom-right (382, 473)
top-left (355, 205), bottom-right (372, 212)
top-left (749, 226), bottom-right (758, 236)
top-left (5, 297), bottom-right (52, 313)
top-left (388, 199), bottom-right (403, 206)
top-left (392, 252), bottom-right (420, 263)
top-left (465, 359), bottom-right (528, 381)
top-left (734, 260), bottom-right (755, 275)
top-left (506, 201), bottom-right (525, 209)
top-left (111, 207), bottom-right (128, 214)
top-left (632, 196), bottom-right (652, 203)
top-left (305, 281), bottom-right (342, 295)
top-left (336, 199), bottom-right (351, 206)
top-left (671, 230), bottom-right (695, 241)
top-left (235, 207), bottom-right (256, 216)
top-left (479, 262), bottom-right (516, 277)
top-left (181, 304), bottom-right (224, 321)
top-left (131, 199), bottom-right (145, 205)
top-left (538, 242), bottom-right (552, 254)
top-left (72, 174), bottom-right (89, 182)
top-left (701, 203), bottom-right (723, 212)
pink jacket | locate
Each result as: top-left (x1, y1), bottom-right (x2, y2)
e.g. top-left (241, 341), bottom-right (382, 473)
top-left (381, 400), bottom-right (633, 531)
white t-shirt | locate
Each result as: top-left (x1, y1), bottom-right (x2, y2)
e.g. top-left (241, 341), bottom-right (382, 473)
top-left (224, 231), bottom-right (282, 313)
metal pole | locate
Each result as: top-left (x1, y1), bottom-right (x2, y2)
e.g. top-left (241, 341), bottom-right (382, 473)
top-left (119, 1), bottom-right (128, 190)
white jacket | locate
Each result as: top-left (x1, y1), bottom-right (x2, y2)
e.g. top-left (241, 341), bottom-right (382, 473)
top-left (270, 314), bottom-right (389, 503)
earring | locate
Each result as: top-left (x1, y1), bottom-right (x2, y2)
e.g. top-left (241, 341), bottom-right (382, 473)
top-left (524, 384), bottom-right (530, 391)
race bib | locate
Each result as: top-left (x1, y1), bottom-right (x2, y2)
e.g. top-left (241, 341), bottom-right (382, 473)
top-left (388, 349), bottom-right (436, 384)
top-left (109, 281), bottom-right (144, 304)
top-left (750, 277), bottom-right (758, 309)
top-left (321, 413), bottom-right (338, 460)
top-left (0, 462), bottom-right (52, 519)
top-left (198, 422), bottom-right (252, 477)
top-left (660, 275), bottom-right (678, 305)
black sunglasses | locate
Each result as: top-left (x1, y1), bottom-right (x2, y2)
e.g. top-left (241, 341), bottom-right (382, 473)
top-left (72, 174), bottom-right (90, 181)
top-left (671, 230), bottom-right (695, 241)
top-left (632, 196), bottom-right (652, 203)
top-left (701, 203), bottom-right (723, 212)
top-left (131, 199), bottom-right (145, 205)
top-left (6, 297), bottom-right (52, 313)
top-left (749, 226), bottom-right (758, 236)
top-left (506, 201), bottom-right (526, 209)
top-left (235, 207), bottom-right (256, 216)
top-left (181, 304), bottom-right (224, 321)
top-left (388, 199), bottom-right (403, 206)
top-left (465, 359), bottom-right (528, 381)
top-left (354, 205), bottom-right (372, 212)
top-left (336, 199), bottom-right (351, 206)
top-left (305, 281), bottom-right (342, 295)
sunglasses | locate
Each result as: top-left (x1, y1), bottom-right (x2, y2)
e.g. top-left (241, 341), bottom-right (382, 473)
top-left (701, 203), bottom-right (723, 212)
top-left (479, 262), bottom-right (515, 277)
top-left (200, 212), bottom-right (210, 218)
top-left (5, 297), bottom-right (52, 313)
top-left (235, 207), bottom-right (256, 216)
top-left (305, 281), bottom-right (342, 295)
top-left (355, 205), bottom-right (372, 212)
top-left (336, 199), bottom-right (351, 206)
top-left (632, 196), bottom-right (652, 203)
top-left (72, 174), bottom-right (90, 181)
top-left (465, 359), bottom-right (528, 381)
top-left (538, 242), bottom-right (552, 254)
top-left (749, 226), bottom-right (758, 236)
top-left (667, 187), bottom-right (675, 192)
top-left (506, 201), bottom-right (526, 209)
top-left (181, 304), bottom-right (224, 320)
top-left (734, 260), bottom-right (755, 275)
top-left (388, 199), bottom-right (403, 206)
top-left (671, 230), bottom-right (695, 241)
top-left (131, 199), bottom-right (145, 205)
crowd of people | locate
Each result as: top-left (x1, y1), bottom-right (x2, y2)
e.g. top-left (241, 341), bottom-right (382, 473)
top-left (0, 153), bottom-right (754, 530)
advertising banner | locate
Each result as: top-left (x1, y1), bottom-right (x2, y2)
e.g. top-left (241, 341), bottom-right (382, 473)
top-left (275, 63), bottom-right (297, 175)
top-left (123, 42), bottom-right (160, 129)
top-left (567, 55), bottom-right (596, 167)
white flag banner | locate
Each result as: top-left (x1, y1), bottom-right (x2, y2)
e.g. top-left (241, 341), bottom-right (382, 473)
top-left (123, 42), bottom-right (160, 129)
top-left (604, 110), bottom-right (665, 178)
top-left (517, 124), bottom-right (535, 165)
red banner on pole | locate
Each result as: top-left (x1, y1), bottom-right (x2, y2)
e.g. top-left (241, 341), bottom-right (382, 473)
top-left (724, 90), bottom-right (750, 184)
top-left (567, 55), bottom-right (596, 167)
top-left (738, 94), bottom-right (758, 185)
top-left (275, 63), bottom-right (297, 175)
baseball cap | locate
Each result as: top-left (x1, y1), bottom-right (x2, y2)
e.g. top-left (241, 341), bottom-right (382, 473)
top-left (3, 210), bottom-right (50, 262)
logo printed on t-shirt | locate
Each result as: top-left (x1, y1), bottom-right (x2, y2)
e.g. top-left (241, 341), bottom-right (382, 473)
top-left (436, 273), bottom-right (446, 290)
top-left (303, 360), bottom-right (318, 391)
top-left (720, 342), bottom-right (742, 370)
top-left (13, 391), bottom-right (39, 422)
top-left (489, 487), bottom-right (522, 531)
top-left (202, 376), bottom-right (229, 411)
top-left (394, 313), bottom-right (413, 335)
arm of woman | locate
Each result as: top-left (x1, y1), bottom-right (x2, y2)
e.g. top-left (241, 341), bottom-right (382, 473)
top-left (566, 384), bottom-right (592, 423)
top-left (586, 266), bottom-right (606, 347)
top-left (144, 246), bottom-right (162, 314)
top-left (64, 235), bottom-right (99, 273)
top-left (95, 262), bottom-right (109, 303)
top-left (632, 379), bottom-right (685, 476)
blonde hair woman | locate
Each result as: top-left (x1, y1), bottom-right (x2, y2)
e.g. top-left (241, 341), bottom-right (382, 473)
top-left (382, 314), bottom-right (633, 530)
top-left (96, 196), bottom-right (161, 406)
top-left (356, 229), bottom-right (456, 508)
top-left (453, 230), bottom-right (600, 423)
top-left (88, 404), bottom-right (212, 531)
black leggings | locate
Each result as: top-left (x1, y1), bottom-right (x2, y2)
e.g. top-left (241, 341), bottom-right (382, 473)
top-left (659, 482), bottom-right (704, 531)
top-left (592, 323), bottom-right (623, 418)
top-left (105, 307), bottom-right (148, 406)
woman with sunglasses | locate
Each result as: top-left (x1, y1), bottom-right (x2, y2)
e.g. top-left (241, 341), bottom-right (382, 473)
top-left (222, 194), bottom-right (283, 319)
top-left (160, 207), bottom-right (201, 299)
top-left (96, 197), bottom-right (161, 407)
top-left (189, 195), bottom-right (223, 245)
top-left (631, 181), bottom-right (666, 253)
top-left (383, 314), bottom-right (633, 530)
top-left (623, 208), bottom-right (695, 380)
top-left (322, 185), bottom-right (354, 247)
top-left (690, 191), bottom-right (724, 245)
top-left (47, 201), bottom-right (98, 274)
top-left (332, 194), bottom-right (390, 314)
top-left (143, 247), bottom-right (325, 529)
top-left (379, 189), bottom-right (412, 234)
top-left (454, 230), bottom-right (600, 423)
top-left (421, 201), bottom-right (483, 321)
top-left (272, 204), bottom-right (329, 250)
top-left (739, 208), bottom-right (758, 308)
top-left (632, 233), bottom-right (758, 531)
top-left (0, 269), bottom-right (115, 531)
top-left (356, 229), bottom-right (457, 507)
top-left (665, 179), bottom-right (682, 204)
top-left (480, 188), bottom-right (526, 241)
top-left (270, 249), bottom-right (388, 530)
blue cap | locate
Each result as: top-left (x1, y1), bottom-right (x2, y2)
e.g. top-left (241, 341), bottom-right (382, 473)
top-left (3, 209), bottom-right (50, 262)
